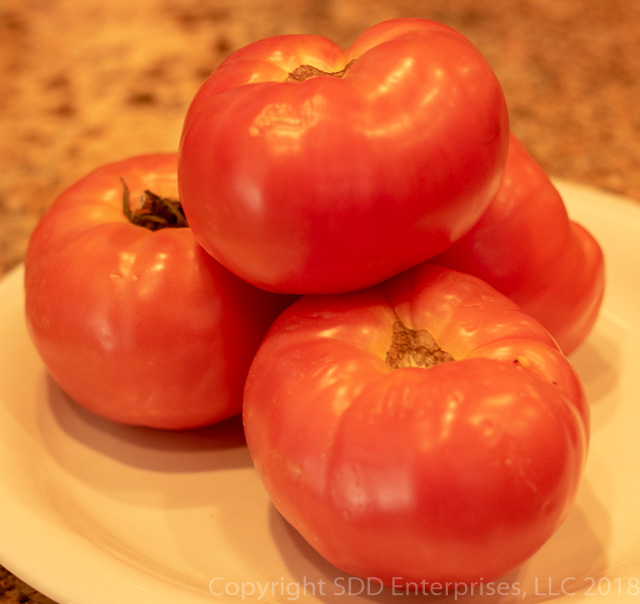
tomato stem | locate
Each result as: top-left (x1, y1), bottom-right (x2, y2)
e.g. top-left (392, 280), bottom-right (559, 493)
top-left (386, 320), bottom-right (454, 369)
top-left (121, 178), bottom-right (188, 230)
top-left (285, 60), bottom-right (356, 83)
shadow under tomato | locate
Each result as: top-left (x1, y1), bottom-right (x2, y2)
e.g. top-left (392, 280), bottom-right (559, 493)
top-left (569, 318), bottom-right (621, 416)
top-left (36, 372), bottom-right (253, 493)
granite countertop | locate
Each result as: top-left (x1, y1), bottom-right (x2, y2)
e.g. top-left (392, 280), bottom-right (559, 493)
top-left (1, 0), bottom-right (638, 602)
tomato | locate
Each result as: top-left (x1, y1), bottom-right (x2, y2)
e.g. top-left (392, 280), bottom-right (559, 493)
top-left (24, 154), bottom-right (291, 429)
top-left (178, 18), bottom-right (509, 294)
top-left (434, 134), bottom-right (605, 354)
top-left (244, 264), bottom-right (588, 587)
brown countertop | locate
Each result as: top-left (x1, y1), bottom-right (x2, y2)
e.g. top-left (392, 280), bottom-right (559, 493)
top-left (0, 0), bottom-right (638, 602)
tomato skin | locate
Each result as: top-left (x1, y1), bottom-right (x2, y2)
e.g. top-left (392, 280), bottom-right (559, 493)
top-left (25, 154), bottom-right (292, 429)
top-left (243, 264), bottom-right (588, 586)
top-left (178, 18), bottom-right (509, 294)
top-left (434, 134), bottom-right (605, 354)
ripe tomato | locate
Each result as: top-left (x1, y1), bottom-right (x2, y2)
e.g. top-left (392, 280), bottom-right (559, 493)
top-left (178, 18), bottom-right (509, 294)
top-left (434, 134), bottom-right (605, 354)
top-left (25, 154), bottom-right (291, 429)
top-left (244, 264), bottom-right (588, 586)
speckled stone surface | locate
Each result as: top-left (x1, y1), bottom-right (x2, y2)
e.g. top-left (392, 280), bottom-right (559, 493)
top-left (0, 1), bottom-right (639, 601)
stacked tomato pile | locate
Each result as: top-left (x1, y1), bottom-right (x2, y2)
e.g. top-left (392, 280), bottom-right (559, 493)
top-left (25, 19), bottom-right (604, 589)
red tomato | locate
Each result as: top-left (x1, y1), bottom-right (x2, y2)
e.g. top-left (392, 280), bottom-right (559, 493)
top-left (434, 134), bottom-right (605, 354)
top-left (244, 264), bottom-right (588, 586)
top-left (25, 154), bottom-right (291, 429)
top-left (178, 18), bottom-right (509, 294)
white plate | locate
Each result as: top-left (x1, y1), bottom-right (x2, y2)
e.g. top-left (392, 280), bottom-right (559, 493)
top-left (1, 180), bottom-right (640, 604)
